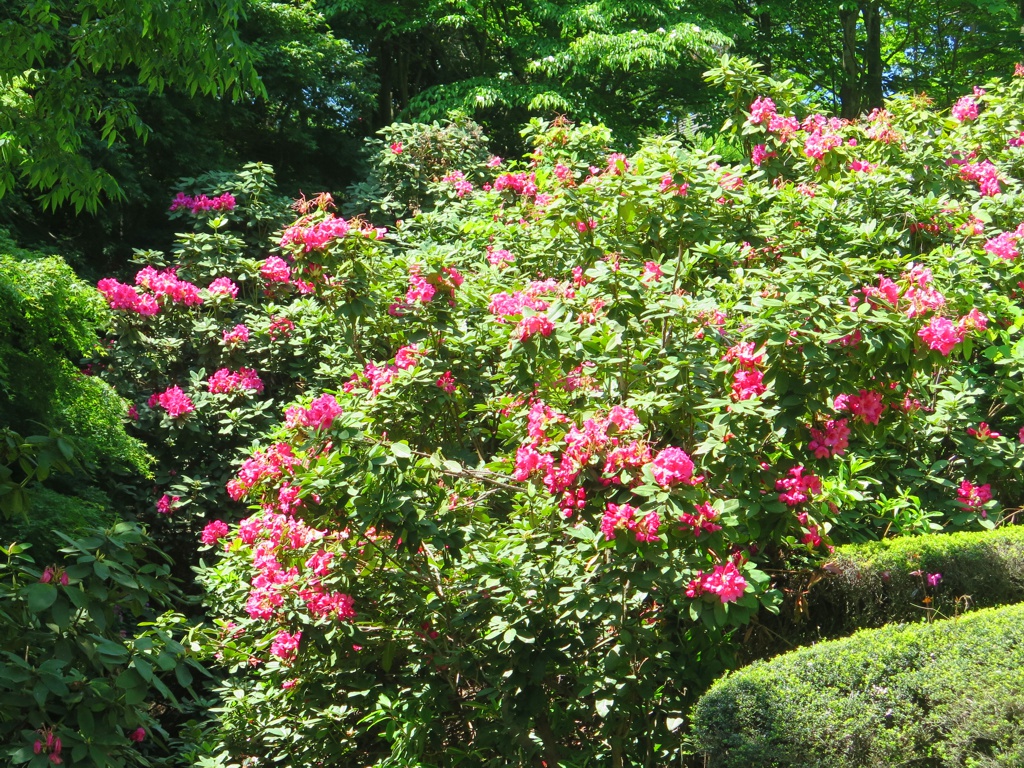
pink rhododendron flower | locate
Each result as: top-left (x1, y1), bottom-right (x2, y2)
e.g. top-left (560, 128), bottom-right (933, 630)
top-left (156, 494), bottom-right (179, 514)
top-left (390, 142), bottom-right (403, 154)
top-left (959, 160), bottom-right (1002, 196)
top-left (731, 369), bottom-right (766, 401)
top-left (918, 316), bottom-right (962, 355)
top-left (260, 256), bottom-right (291, 283)
top-left (208, 276), bottom-right (239, 298)
top-left (952, 96), bottom-right (978, 122)
top-left (406, 266), bottom-right (435, 303)
top-left (285, 394), bottom-right (343, 431)
top-left (201, 520), bottom-right (230, 544)
top-left (751, 144), bottom-right (775, 165)
top-left (776, 465), bottom-right (822, 506)
top-left (270, 630), bottom-right (302, 662)
top-left (514, 314), bottom-right (554, 341)
top-left (686, 562), bottom-right (747, 603)
top-left (957, 480), bottom-right (992, 510)
top-left (650, 447), bottom-right (700, 487)
top-left (443, 170), bottom-right (474, 197)
top-left (155, 386), bottom-right (194, 418)
top-left (394, 344), bottom-right (422, 370)
top-left (984, 231), bottom-right (1020, 261)
top-left (487, 247), bottom-right (514, 266)
top-left (848, 159), bottom-right (877, 173)
top-left (169, 192), bottom-right (236, 214)
top-left (600, 502), bottom-right (637, 540)
top-left (808, 418), bottom-right (851, 458)
top-left (641, 261), bottom-right (663, 283)
top-left (802, 525), bottom-right (823, 548)
top-left (222, 324), bottom-right (249, 345)
top-left (723, 342), bottom-right (765, 369)
top-left (512, 443), bottom-right (554, 481)
top-left (748, 97), bottom-right (777, 125)
top-left (605, 152), bottom-right (629, 175)
top-left (436, 371), bottom-right (457, 393)
top-left (679, 502), bottom-right (723, 537)
top-left (834, 389), bottom-right (886, 425)
top-left (208, 367), bottom-right (264, 395)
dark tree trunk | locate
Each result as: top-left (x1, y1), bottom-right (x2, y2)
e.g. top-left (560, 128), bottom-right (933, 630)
top-left (861, 1), bottom-right (884, 111)
top-left (839, 6), bottom-right (860, 119)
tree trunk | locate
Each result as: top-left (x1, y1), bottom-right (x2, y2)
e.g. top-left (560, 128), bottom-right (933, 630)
top-left (860, 1), bottom-right (884, 111)
top-left (839, 7), bottom-right (860, 119)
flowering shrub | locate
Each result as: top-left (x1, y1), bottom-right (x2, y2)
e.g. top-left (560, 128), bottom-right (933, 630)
top-left (102, 57), bottom-right (1024, 765)
top-left (95, 164), bottom-right (393, 557)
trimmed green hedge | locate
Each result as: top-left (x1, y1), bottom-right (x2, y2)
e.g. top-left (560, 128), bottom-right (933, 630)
top-left (747, 527), bottom-right (1024, 656)
top-left (692, 603), bottom-right (1024, 767)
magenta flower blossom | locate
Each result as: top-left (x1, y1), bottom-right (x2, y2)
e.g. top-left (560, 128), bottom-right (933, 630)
top-left (776, 466), bottom-right (822, 506)
top-left (155, 386), bottom-right (194, 418)
top-left (201, 520), bottom-right (231, 544)
top-left (260, 256), bottom-right (291, 283)
top-left (951, 96), bottom-right (978, 122)
top-left (270, 630), bottom-right (302, 662)
top-left (208, 276), bottom-right (239, 298)
top-left (686, 562), bottom-right (747, 603)
top-left (650, 447), bottom-right (699, 487)
top-left (918, 316), bottom-right (962, 355)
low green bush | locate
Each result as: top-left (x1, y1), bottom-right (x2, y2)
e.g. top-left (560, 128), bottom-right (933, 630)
top-left (692, 603), bottom-right (1024, 767)
top-left (748, 527), bottom-right (1024, 656)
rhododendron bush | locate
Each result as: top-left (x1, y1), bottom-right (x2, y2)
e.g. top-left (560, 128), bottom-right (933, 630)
top-left (98, 59), bottom-right (1024, 765)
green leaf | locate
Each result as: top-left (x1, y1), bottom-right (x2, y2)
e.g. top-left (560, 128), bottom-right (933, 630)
top-left (22, 582), bottom-right (58, 613)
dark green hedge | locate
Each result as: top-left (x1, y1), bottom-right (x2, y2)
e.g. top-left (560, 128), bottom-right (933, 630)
top-left (746, 526), bottom-right (1024, 657)
top-left (691, 603), bottom-right (1024, 767)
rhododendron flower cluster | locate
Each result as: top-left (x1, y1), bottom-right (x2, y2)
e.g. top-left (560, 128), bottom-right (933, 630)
top-left (222, 324), bottom-right (250, 345)
top-left (651, 447), bottom-right (701, 487)
top-left (208, 276), bottom-right (239, 298)
top-left (135, 266), bottom-right (203, 306)
top-left (678, 502), bottom-right (723, 537)
top-left (151, 386), bottom-right (195, 418)
top-left (967, 422), bottom-right (1000, 441)
top-left (600, 503), bottom-right (660, 542)
top-left (808, 418), bottom-right (851, 458)
top-left (984, 226), bottom-right (1024, 260)
top-left (725, 342), bottom-right (767, 401)
top-left (208, 367), bottom-right (264, 395)
top-left (514, 314), bottom-right (554, 341)
top-left (270, 630), bottom-right (302, 662)
top-left (957, 480), bottom-right (993, 509)
top-left (834, 390), bottom-right (886, 424)
top-left (958, 160), bottom-right (1002, 196)
top-left (97, 278), bottom-right (159, 315)
top-left (776, 465), bottom-right (822, 506)
top-left (156, 494), bottom-right (180, 514)
top-left (260, 256), bottom-right (291, 283)
top-left (487, 247), bottom-right (514, 266)
top-left (285, 394), bottom-right (343, 431)
top-left (169, 191), bottom-right (236, 213)
top-left (917, 310), bottom-right (987, 355)
top-left (492, 172), bottom-right (538, 196)
top-left (685, 562), bottom-right (747, 603)
top-left (227, 442), bottom-right (300, 501)
top-left (202, 520), bottom-right (231, 544)
top-left (951, 96), bottom-right (979, 122)
top-left (442, 170), bottom-right (474, 197)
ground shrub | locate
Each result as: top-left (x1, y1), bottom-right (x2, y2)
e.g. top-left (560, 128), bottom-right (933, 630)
top-left (691, 603), bottom-right (1024, 767)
